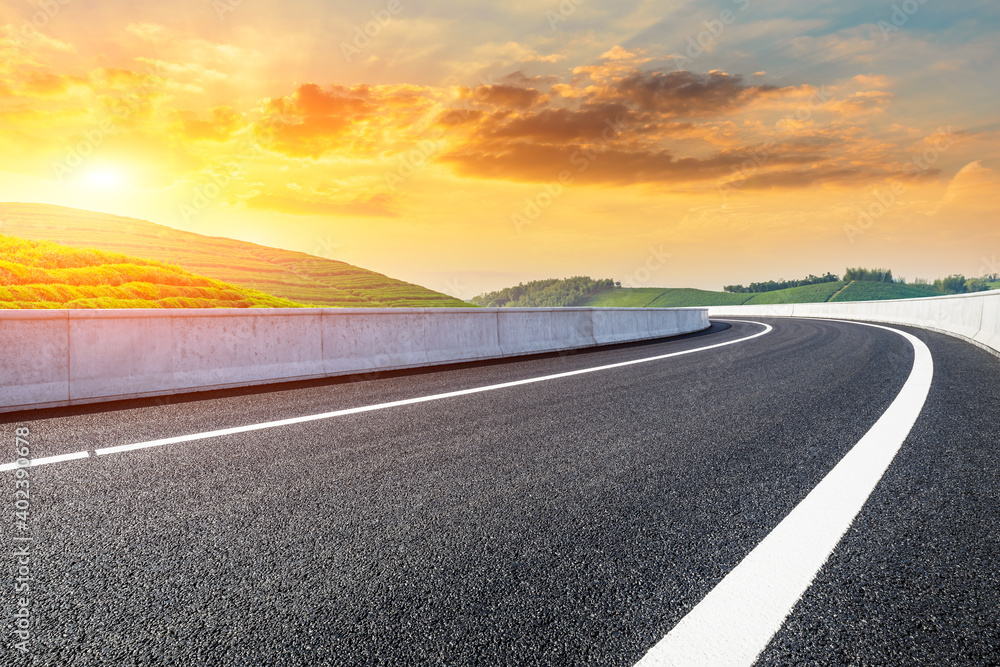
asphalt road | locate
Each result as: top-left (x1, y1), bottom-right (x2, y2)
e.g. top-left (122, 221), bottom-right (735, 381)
top-left (2, 318), bottom-right (998, 666)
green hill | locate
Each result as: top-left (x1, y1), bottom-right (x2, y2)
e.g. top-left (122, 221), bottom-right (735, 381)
top-left (584, 287), bottom-right (675, 307)
top-left (0, 235), bottom-right (305, 309)
top-left (830, 280), bottom-right (942, 301)
top-left (0, 203), bottom-right (467, 308)
top-left (744, 281), bottom-right (847, 304)
top-left (581, 280), bottom-right (950, 307)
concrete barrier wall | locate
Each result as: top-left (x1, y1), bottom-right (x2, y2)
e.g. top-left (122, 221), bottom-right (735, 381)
top-left (708, 290), bottom-right (1000, 357)
top-left (0, 307), bottom-right (709, 413)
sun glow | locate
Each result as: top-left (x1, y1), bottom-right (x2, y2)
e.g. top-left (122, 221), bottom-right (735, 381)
top-left (0, 0), bottom-right (995, 296)
top-left (81, 168), bottom-right (129, 190)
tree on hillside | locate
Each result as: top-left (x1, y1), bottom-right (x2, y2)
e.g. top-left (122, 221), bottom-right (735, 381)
top-left (723, 272), bottom-right (839, 294)
top-left (843, 267), bottom-right (894, 283)
top-left (934, 274), bottom-right (967, 294)
top-left (472, 277), bottom-right (619, 307)
top-left (964, 278), bottom-right (991, 293)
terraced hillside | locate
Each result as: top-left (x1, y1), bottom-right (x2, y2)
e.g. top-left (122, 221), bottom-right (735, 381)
top-left (0, 235), bottom-right (304, 309)
top-left (831, 280), bottom-right (947, 301)
top-left (581, 280), bottom-right (946, 307)
top-left (0, 203), bottom-right (467, 308)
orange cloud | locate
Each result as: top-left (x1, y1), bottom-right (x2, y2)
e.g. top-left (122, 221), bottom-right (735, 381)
top-left (438, 141), bottom-right (831, 186)
top-left (22, 72), bottom-right (88, 97)
top-left (463, 83), bottom-right (545, 109)
top-left (260, 83), bottom-right (439, 159)
top-left (603, 71), bottom-right (778, 117)
top-left (431, 67), bottom-right (883, 189)
top-left (261, 84), bottom-right (374, 157)
top-left (0, 28), bottom-right (977, 221)
top-left (418, 60), bottom-right (942, 193)
top-left (483, 105), bottom-right (634, 142)
top-left (175, 106), bottom-right (243, 142)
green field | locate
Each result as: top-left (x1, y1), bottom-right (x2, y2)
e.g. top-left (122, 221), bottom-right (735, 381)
top-left (645, 288), bottom-right (750, 307)
top-left (744, 281), bottom-right (847, 304)
top-left (0, 235), bottom-right (306, 309)
top-left (583, 287), bottom-right (674, 307)
top-left (830, 281), bottom-right (943, 301)
top-left (0, 203), bottom-right (468, 308)
top-left (581, 279), bottom-right (952, 307)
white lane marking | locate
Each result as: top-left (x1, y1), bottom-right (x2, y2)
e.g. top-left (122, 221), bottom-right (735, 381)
top-left (0, 450), bottom-right (90, 472)
top-left (635, 320), bottom-right (933, 667)
top-left (93, 322), bottom-right (772, 457)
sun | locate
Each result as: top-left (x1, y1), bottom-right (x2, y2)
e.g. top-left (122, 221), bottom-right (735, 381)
top-left (81, 168), bottom-right (129, 189)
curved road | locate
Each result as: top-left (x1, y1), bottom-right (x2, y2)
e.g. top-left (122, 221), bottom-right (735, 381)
top-left (2, 318), bottom-right (998, 665)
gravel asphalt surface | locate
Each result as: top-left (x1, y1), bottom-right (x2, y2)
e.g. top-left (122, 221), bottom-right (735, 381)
top-left (2, 318), bottom-right (998, 666)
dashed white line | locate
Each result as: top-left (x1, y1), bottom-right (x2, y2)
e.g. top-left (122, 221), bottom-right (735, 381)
top-left (85, 322), bottom-right (770, 457)
top-left (635, 319), bottom-right (933, 667)
top-left (0, 450), bottom-right (90, 472)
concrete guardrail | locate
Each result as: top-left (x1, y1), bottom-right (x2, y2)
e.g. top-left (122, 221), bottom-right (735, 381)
top-left (0, 307), bottom-right (709, 413)
top-left (708, 290), bottom-right (1000, 358)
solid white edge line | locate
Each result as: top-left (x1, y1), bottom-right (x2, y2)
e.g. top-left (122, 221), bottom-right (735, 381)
top-left (635, 319), bottom-right (933, 667)
top-left (0, 450), bottom-right (90, 472)
top-left (90, 321), bottom-right (771, 457)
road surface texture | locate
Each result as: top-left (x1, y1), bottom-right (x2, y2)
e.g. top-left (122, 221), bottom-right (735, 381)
top-left (2, 318), bottom-right (998, 665)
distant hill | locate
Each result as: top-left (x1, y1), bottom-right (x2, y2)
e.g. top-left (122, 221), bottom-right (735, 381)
top-left (0, 235), bottom-right (304, 309)
top-left (471, 275), bottom-right (958, 309)
top-left (0, 203), bottom-right (467, 308)
top-left (580, 280), bottom-right (948, 307)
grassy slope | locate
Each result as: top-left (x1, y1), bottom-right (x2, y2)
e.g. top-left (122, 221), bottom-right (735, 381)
top-left (645, 288), bottom-right (750, 307)
top-left (0, 203), bottom-right (467, 308)
top-left (583, 287), bottom-right (671, 307)
top-left (580, 280), bottom-right (950, 307)
top-left (0, 235), bottom-right (305, 309)
top-left (744, 281), bottom-right (847, 304)
top-left (831, 281), bottom-right (943, 301)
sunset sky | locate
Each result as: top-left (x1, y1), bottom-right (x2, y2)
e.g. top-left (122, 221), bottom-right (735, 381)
top-left (1, 0), bottom-right (997, 297)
